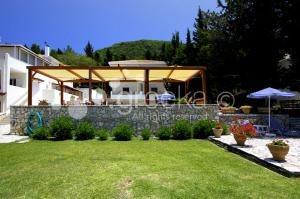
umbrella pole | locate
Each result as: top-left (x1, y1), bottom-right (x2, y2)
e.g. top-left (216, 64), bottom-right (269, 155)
top-left (269, 96), bottom-right (271, 133)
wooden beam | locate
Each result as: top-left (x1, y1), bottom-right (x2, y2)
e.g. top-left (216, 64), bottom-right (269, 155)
top-left (34, 69), bottom-right (62, 82)
top-left (60, 81), bottom-right (64, 105)
top-left (144, 69), bottom-right (149, 105)
top-left (66, 69), bottom-right (85, 79)
top-left (88, 68), bottom-right (92, 102)
top-left (92, 70), bottom-right (105, 81)
top-left (150, 79), bottom-right (184, 83)
top-left (166, 65), bottom-right (177, 79)
top-left (201, 70), bottom-right (207, 104)
top-left (27, 66), bottom-right (207, 71)
top-left (28, 69), bottom-right (33, 105)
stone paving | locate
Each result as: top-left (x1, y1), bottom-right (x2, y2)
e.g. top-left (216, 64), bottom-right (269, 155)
top-left (0, 124), bottom-right (28, 143)
top-left (210, 135), bottom-right (300, 176)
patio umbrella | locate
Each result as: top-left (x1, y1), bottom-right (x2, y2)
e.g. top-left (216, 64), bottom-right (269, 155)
top-left (247, 87), bottom-right (296, 131)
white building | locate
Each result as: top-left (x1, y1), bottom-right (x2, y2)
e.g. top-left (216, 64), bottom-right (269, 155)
top-left (0, 44), bottom-right (80, 115)
top-left (108, 60), bottom-right (167, 104)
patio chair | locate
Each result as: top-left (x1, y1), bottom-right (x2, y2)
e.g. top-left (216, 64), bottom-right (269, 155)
top-left (270, 117), bottom-right (300, 137)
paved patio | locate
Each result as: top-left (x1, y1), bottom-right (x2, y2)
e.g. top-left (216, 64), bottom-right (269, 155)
top-left (0, 124), bottom-right (28, 143)
top-left (209, 135), bottom-right (300, 177)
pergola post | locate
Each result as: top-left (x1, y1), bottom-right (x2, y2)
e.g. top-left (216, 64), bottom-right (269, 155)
top-left (88, 68), bottom-right (92, 103)
top-left (144, 69), bottom-right (149, 105)
top-left (60, 81), bottom-right (64, 105)
top-left (201, 70), bottom-right (207, 104)
top-left (28, 69), bottom-right (33, 105)
top-left (185, 81), bottom-right (189, 95)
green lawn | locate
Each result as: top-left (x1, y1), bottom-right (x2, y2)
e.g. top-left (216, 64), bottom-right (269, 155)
top-left (0, 140), bottom-right (299, 199)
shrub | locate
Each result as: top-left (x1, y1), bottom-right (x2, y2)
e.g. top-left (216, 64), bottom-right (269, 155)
top-left (30, 127), bottom-right (49, 140)
top-left (222, 123), bottom-right (229, 135)
top-left (172, 120), bottom-right (192, 140)
top-left (96, 129), bottom-right (109, 141)
top-left (156, 126), bottom-right (171, 140)
top-left (193, 120), bottom-right (217, 139)
top-left (112, 124), bottom-right (133, 141)
top-left (141, 128), bottom-right (151, 140)
top-left (73, 122), bottom-right (96, 140)
top-left (49, 116), bottom-right (74, 140)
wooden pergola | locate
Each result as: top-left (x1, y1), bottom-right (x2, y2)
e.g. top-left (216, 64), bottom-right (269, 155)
top-left (27, 65), bottom-right (207, 105)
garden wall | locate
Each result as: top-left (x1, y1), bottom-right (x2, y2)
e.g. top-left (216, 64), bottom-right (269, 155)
top-left (10, 105), bottom-right (219, 134)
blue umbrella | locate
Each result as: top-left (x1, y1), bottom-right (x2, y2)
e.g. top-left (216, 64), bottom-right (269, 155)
top-left (247, 87), bottom-right (296, 130)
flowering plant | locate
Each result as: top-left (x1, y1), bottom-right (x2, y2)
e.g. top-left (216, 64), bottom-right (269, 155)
top-left (215, 122), bottom-right (223, 129)
top-left (229, 118), bottom-right (256, 138)
top-left (269, 139), bottom-right (289, 146)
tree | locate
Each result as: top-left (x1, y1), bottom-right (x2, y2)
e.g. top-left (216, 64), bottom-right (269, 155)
top-left (84, 41), bottom-right (94, 58)
top-left (184, 29), bottom-right (195, 65)
top-left (94, 51), bottom-right (102, 65)
top-left (31, 43), bottom-right (41, 54)
top-left (103, 49), bottom-right (113, 66)
top-left (144, 49), bottom-right (152, 60)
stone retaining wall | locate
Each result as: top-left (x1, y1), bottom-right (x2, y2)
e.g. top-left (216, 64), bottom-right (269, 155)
top-left (219, 114), bottom-right (289, 128)
top-left (10, 105), bottom-right (219, 135)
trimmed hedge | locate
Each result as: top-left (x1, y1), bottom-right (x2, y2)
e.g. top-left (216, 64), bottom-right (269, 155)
top-left (73, 122), bottom-right (96, 140)
top-left (30, 127), bottom-right (49, 140)
top-left (141, 128), bottom-right (151, 140)
top-left (49, 116), bottom-right (74, 140)
top-left (96, 129), bottom-right (109, 141)
top-left (112, 124), bottom-right (133, 141)
top-left (193, 120), bottom-right (217, 139)
top-left (156, 127), bottom-right (172, 140)
top-left (172, 120), bottom-right (192, 140)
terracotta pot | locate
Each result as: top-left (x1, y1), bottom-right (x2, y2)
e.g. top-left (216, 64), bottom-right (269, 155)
top-left (212, 128), bottom-right (223, 138)
top-left (241, 108), bottom-right (251, 114)
top-left (233, 134), bottom-right (247, 146)
top-left (267, 144), bottom-right (289, 161)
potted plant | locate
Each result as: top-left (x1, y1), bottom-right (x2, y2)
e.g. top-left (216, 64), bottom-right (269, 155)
top-left (240, 105), bottom-right (252, 114)
top-left (212, 122), bottom-right (223, 138)
top-left (38, 99), bottom-right (49, 106)
top-left (229, 118), bottom-right (256, 146)
top-left (221, 106), bottom-right (236, 114)
top-left (267, 139), bottom-right (289, 161)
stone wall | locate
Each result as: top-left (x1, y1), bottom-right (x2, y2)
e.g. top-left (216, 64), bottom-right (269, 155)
top-left (10, 105), bottom-right (219, 135)
top-left (219, 114), bottom-right (289, 129)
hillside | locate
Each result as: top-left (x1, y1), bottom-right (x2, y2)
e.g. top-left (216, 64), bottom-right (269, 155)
top-left (95, 40), bottom-right (169, 60)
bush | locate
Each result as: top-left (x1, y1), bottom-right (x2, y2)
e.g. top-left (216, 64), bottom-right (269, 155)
top-left (156, 127), bottom-right (171, 140)
top-left (73, 122), bottom-right (96, 140)
top-left (193, 120), bottom-right (217, 139)
top-left (49, 116), bottom-right (74, 140)
top-left (141, 128), bottom-right (151, 140)
top-left (112, 124), bottom-right (133, 141)
top-left (172, 120), bottom-right (192, 140)
top-left (30, 127), bottom-right (49, 140)
top-left (96, 129), bottom-right (109, 141)
top-left (222, 123), bottom-right (229, 135)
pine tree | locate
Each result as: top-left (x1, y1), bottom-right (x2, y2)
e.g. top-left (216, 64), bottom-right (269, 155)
top-left (30, 43), bottom-right (41, 54)
top-left (145, 49), bottom-right (152, 60)
top-left (184, 29), bottom-right (194, 65)
top-left (103, 49), bottom-right (113, 66)
top-left (57, 48), bottom-right (63, 55)
top-left (94, 51), bottom-right (102, 65)
top-left (84, 41), bottom-right (94, 58)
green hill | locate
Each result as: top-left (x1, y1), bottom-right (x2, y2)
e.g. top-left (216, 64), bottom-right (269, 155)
top-left (95, 40), bottom-right (169, 60)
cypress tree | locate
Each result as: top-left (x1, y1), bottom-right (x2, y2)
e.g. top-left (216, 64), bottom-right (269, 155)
top-left (84, 41), bottom-right (94, 58)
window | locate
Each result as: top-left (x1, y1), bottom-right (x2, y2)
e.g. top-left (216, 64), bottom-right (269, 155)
top-left (10, 78), bottom-right (17, 86)
top-left (123, 87), bottom-right (130, 93)
top-left (29, 54), bottom-right (35, 65)
top-left (20, 50), bottom-right (28, 63)
top-left (37, 58), bottom-right (43, 66)
top-left (151, 87), bottom-right (158, 93)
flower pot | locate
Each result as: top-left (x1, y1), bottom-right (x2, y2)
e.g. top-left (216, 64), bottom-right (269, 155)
top-left (212, 128), bottom-right (223, 138)
top-left (267, 144), bottom-right (289, 161)
top-left (233, 134), bottom-right (247, 146)
top-left (241, 108), bottom-right (251, 114)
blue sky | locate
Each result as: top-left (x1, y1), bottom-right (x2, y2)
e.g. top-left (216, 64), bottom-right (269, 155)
top-left (0, 0), bottom-right (218, 53)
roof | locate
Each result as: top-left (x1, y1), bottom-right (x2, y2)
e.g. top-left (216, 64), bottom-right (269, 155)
top-left (28, 65), bottom-right (206, 82)
top-left (0, 44), bottom-right (52, 64)
top-left (109, 60), bottom-right (167, 67)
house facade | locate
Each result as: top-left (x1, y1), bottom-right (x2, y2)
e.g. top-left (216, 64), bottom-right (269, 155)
top-left (0, 44), bottom-right (79, 114)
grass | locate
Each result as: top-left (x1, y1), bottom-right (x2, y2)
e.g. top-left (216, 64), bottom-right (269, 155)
top-left (0, 140), bottom-right (299, 198)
